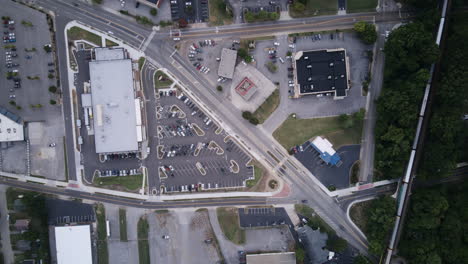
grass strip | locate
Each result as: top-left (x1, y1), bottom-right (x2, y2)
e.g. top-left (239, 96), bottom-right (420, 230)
top-left (137, 216), bottom-right (150, 264)
top-left (96, 204), bottom-right (109, 264)
top-left (119, 208), bottom-right (128, 241)
top-left (216, 207), bottom-right (245, 244)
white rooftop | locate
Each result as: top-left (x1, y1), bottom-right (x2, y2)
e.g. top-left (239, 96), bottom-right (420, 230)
top-left (54, 225), bottom-right (92, 264)
top-left (218, 48), bottom-right (237, 79)
top-left (94, 47), bottom-right (125, 61)
top-left (0, 108), bottom-right (24, 142)
top-left (247, 252), bottom-right (296, 264)
top-left (90, 48), bottom-right (138, 153)
top-left (311, 136), bottom-right (336, 155)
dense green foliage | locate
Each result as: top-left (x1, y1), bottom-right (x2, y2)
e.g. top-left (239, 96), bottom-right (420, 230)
top-left (149, 8), bottom-right (157, 16)
top-left (400, 183), bottom-right (468, 263)
top-left (375, 22), bottom-right (439, 179)
top-left (326, 235), bottom-right (348, 252)
top-left (242, 111), bottom-right (259, 125)
top-left (363, 196), bottom-right (396, 255)
top-left (419, 11), bottom-right (468, 179)
top-left (244, 10), bottom-right (279, 23)
top-left (237, 48), bottom-right (252, 62)
top-left (353, 21), bottom-right (377, 44)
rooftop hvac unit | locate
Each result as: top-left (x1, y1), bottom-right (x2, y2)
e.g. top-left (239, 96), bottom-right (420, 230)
top-left (304, 56), bottom-right (309, 60)
top-left (329, 62), bottom-right (334, 67)
top-left (307, 77), bottom-right (312, 81)
top-left (341, 75), bottom-right (345, 78)
top-left (331, 86), bottom-right (335, 89)
top-left (307, 65), bottom-right (312, 68)
top-left (328, 75), bottom-right (332, 79)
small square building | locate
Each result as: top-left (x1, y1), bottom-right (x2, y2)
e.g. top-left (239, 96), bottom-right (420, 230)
top-left (235, 77), bottom-right (257, 101)
top-left (0, 106), bottom-right (24, 142)
top-left (218, 48), bottom-right (237, 79)
top-left (293, 49), bottom-right (350, 99)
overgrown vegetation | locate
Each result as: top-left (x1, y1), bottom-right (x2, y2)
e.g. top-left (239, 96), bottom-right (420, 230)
top-left (353, 21), bottom-right (377, 44)
top-left (265, 61), bottom-right (278, 73)
top-left (244, 10), bottom-right (279, 23)
top-left (347, 0), bottom-right (378, 13)
top-left (400, 183), bottom-right (468, 263)
top-left (246, 161), bottom-right (265, 188)
top-left (418, 11), bottom-right (468, 179)
top-left (6, 189), bottom-right (50, 263)
top-left (138, 57), bottom-right (145, 71)
top-left (137, 216), bottom-right (150, 264)
top-left (274, 109), bottom-right (364, 150)
top-left (217, 207), bottom-right (245, 244)
top-left (208, 0), bottom-right (233, 25)
top-left (95, 203), bottom-right (109, 264)
top-left (135, 15), bottom-right (154, 26)
top-left (237, 48), bottom-right (252, 63)
top-left (105, 39), bottom-right (118, 47)
top-left (374, 21), bottom-right (439, 180)
top-left (252, 89), bottom-right (280, 124)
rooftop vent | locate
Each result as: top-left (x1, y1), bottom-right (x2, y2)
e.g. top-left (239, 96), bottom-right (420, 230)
top-left (304, 56), bottom-right (309, 60)
top-left (329, 62), bottom-right (334, 67)
top-left (307, 77), bottom-right (312, 81)
top-left (307, 65), bottom-right (312, 68)
top-left (328, 75), bottom-right (332, 79)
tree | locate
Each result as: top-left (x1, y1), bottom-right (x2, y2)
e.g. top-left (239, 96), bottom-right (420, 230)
top-left (242, 111), bottom-right (259, 125)
top-left (216, 85), bottom-right (223, 92)
top-left (48, 86), bottom-right (57, 93)
top-left (353, 255), bottom-right (372, 264)
top-left (365, 196), bottom-right (396, 255)
top-left (92, 0), bottom-right (103, 4)
top-left (286, 51), bottom-right (292, 56)
top-left (292, 2), bottom-right (305, 12)
top-left (48, 73), bottom-right (54, 79)
top-left (49, 100), bottom-right (57, 105)
top-left (150, 8), bottom-right (158, 16)
top-left (326, 235), bottom-right (348, 252)
top-left (353, 21), bottom-right (377, 44)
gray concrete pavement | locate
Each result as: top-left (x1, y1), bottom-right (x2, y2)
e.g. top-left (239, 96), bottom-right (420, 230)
top-left (0, 186), bottom-right (14, 264)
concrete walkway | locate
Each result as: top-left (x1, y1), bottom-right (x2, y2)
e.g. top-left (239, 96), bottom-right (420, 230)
top-left (0, 185), bottom-right (14, 264)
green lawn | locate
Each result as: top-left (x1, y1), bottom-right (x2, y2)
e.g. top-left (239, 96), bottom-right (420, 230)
top-left (246, 161), bottom-right (265, 188)
top-left (137, 216), bottom-right (150, 264)
top-left (216, 207), bottom-right (245, 244)
top-left (105, 39), bottom-right (118, 47)
top-left (208, 0), bottom-right (233, 25)
top-left (138, 57), bottom-right (146, 71)
top-left (67, 26), bottom-right (102, 46)
top-left (94, 174), bottom-right (143, 191)
top-left (290, 0), bottom-right (338, 18)
top-left (273, 112), bottom-right (363, 150)
top-left (154, 71), bottom-right (173, 89)
top-left (119, 209), bottom-right (128, 241)
top-left (253, 89), bottom-right (280, 124)
top-left (95, 204), bottom-right (109, 264)
top-left (347, 0), bottom-right (378, 13)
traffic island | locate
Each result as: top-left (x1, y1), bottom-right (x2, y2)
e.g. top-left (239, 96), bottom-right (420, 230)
top-left (191, 123), bottom-right (205, 136)
top-left (229, 160), bottom-right (239, 173)
top-left (196, 162), bottom-right (207, 176)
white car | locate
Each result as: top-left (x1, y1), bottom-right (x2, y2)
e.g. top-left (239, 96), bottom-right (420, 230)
top-left (273, 42), bottom-right (280, 46)
top-left (162, 235), bottom-right (170, 240)
top-left (107, 31), bottom-right (114, 35)
top-left (288, 44), bottom-right (295, 49)
top-left (173, 37), bottom-right (180, 41)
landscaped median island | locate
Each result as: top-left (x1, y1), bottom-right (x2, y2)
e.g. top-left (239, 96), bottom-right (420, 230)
top-left (119, 208), bottom-right (128, 241)
top-left (216, 207), bottom-right (245, 245)
top-left (289, 0), bottom-right (338, 18)
top-left (66, 26), bottom-right (102, 46)
top-left (93, 173), bottom-right (144, 192)
top-left (95, 203), bottom-right (109, 264)
top-left (154, 70), bottom-right (173, 90)
top-left (252, 89), bottom-right (280, 124)
top-left (273, 109), bottom-right (365, 151)
top-left (137, 216), bottom-right (150, 264)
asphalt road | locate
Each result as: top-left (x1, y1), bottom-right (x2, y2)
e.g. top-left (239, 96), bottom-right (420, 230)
top-left (22, 0), bottom-right (411, 255)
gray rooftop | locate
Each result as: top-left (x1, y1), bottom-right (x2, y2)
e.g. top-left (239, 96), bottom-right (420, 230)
top-left (218, 48), bottom-right (237, 79)
top-left (89, 56), bottom-right (138, 153)
top-left (94, 47), bottom-right (125, 61)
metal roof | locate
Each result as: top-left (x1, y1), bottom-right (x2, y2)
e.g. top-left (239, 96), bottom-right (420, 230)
top-left (310, 136), bottom-right (341, 165)
top-left (218, 48), bottom-right (237, 79)
top-left (0, 106), bottom-right (24, 142)
top-left (94, 47), bottom-right (125, 61)
top-left (54, 225), bottom-right (92, 264)
top-left (89, 52), bottom-right (138, 153)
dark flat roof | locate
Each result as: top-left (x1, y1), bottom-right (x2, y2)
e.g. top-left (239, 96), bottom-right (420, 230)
top-left (295, 50), bottom-right (347, 96)
top-left (46, 199), bottom-right (95, 225)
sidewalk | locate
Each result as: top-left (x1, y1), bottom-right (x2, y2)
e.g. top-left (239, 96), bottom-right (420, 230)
top-left (0, 185), bottom-right (14, 264)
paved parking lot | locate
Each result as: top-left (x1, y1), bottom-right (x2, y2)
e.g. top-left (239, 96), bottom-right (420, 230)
top-left (169, 0), bottom-right (209, 23)
top-left (148, 89), bottom-right (254, 194)
top-left (239, 207), bottom-right (292, 228)
top-left (294, 142), bottom-right (360, 189)
top-left (0, 1), bottom-right (66, 180)
top-left (148, 209), bottom-right (221, 264)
